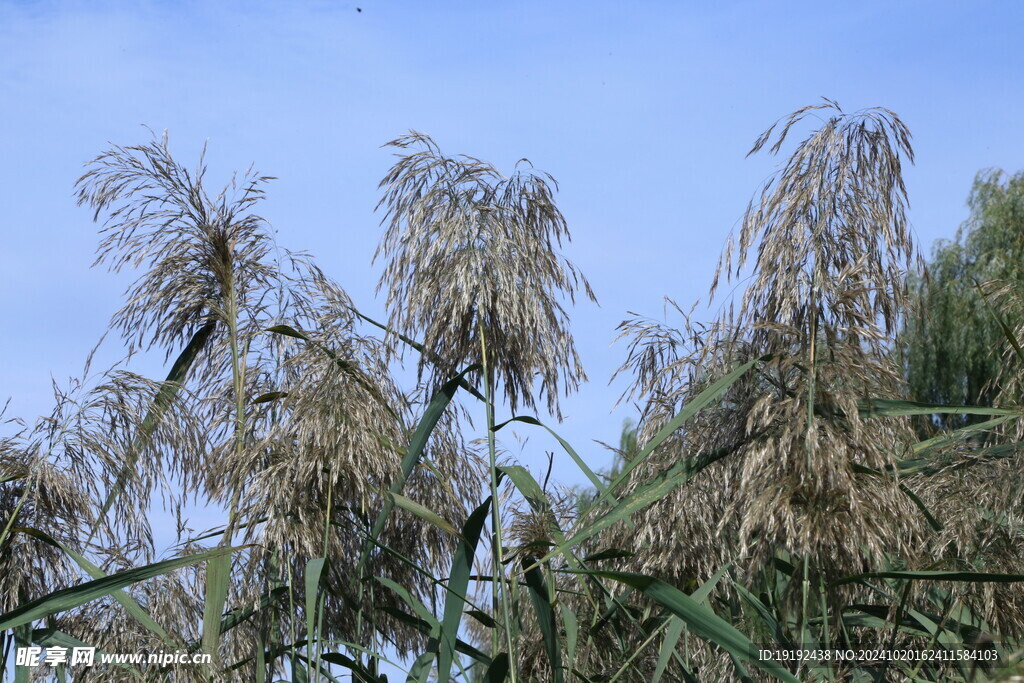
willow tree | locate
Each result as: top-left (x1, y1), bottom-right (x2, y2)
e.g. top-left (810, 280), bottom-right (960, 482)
top-left (901, 169), bottom-right (1024, 424)
top-left (909, 170), bottom-right (1024, 642)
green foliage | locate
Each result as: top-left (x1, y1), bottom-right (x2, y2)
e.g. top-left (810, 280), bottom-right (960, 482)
top-left (901, 169), bottom-right (1024, 424)
top-left (573, 419), bottom-right (637, 513)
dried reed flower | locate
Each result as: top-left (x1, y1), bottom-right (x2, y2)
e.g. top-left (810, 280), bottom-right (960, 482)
top-left (374, 132), bottom-right (595, 419)
top-left (74, 132), bottom-right (287, 511)
top-left (716, 99), bottom-right (916, 343)
top-left (209, 275), bottom-right (483, 653)
top-left (73, 134), bottom-right (483, 659)
top-left (0, 443), bottom-right (87, 615)
top-left (917, 460), bottom-right (1024, 640)
top-left (75, 131), bottom-right (277, 361)
top-left (0, 360), bottom-right (206, 614)
top-left (718, 101), bottom-right (922, 573)
top-left (506, 482), bottom-right (575, 559)
top-left (615, 101), bottom-right (925, 582)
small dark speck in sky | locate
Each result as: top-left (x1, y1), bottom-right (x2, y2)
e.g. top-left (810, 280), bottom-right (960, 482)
top-left (357, 7), bottom-right (362, 11)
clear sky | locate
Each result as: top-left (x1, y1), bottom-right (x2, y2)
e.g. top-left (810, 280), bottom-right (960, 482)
top-left (2, 0), bottom-right (1024, 670)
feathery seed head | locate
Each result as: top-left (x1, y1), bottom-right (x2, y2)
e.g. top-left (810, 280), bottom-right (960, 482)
top-left (75, 131), bottom-right (277, 359)
top-left (374, 132), bottom-right (595, 419)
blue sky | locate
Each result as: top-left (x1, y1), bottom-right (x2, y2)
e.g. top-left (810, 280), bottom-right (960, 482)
top-left (4, 0), bottom-right (1024, 494)
top-left (2, 0), bottom-right (1023, 672)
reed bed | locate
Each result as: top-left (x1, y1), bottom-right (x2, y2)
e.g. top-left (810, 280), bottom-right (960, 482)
top-left (3, 102), bottom-right (1024, 682)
